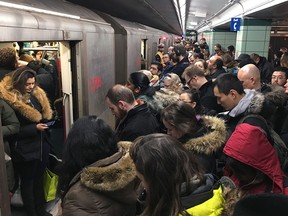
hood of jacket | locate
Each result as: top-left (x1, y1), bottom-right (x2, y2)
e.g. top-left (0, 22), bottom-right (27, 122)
top-left (153, 88), bottom-right (179, 108)
top-left (183, 115), bottom-right (227, 155)
top-left (0, 75), bottom-right (52, 122)
top-left (224, 123), bottom-right (284, 193)
top-left (80, 141), bottom-right (136, 193)
top-left (247, 84), bottom-right (287, 118)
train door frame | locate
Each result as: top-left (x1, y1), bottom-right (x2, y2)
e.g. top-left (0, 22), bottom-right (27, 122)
top-left (59, 42), bottom-right (74, 136)
top-left (141, 39), bottom-right (147, 69)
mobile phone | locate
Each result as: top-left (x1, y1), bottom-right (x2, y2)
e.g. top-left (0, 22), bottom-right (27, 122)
top-left (46, 120), bottom-right (56, 127)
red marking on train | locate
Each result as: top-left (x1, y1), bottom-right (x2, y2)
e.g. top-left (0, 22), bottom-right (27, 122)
top-left (90, 76), bottom-right (102, 92)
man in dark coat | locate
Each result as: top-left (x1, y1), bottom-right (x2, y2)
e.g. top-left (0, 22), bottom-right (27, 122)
top-left (250, 53), bottom-right (273, 84)
top-left (182, 65), bottom-right (223, 113)
top-left (106, 84), bottom-right (160, 141)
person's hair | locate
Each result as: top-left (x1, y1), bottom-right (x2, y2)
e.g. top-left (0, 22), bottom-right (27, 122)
top-left (164, 73), bottom-right (183, 94)
top-left (161, 101), bottom-right (201, 136)
top-left (106, 84), bottom-right (135, 105)
top-left (181, 89), bottom-right (202, 114)
top-left (250, 53), bottom-right (260, 62)
top-left (195, 59), bottom-right (208, 71)
top-left (226, 156), bottom-right (270, 189)
top-left (151, 61), bottom-right (163, 72)
top-left (213, 73), bottom-right (245, 95)
top-left (173, 44), bottom-right (186, 56)
top-left (280, 52), bottom-right (288, 68)
top-left (273, 67), bottom-right (288, 79)
top-left (0, 47), bottom-right (17, 69)
top-left (130, 133), bottom-right (203, 216)
top-left (57, 115), bottom-right (118, 198)
top-left (11, 66), bottom-right (37, 94)
top-left (214, 43), bottom-right (222, 50)
top-left (222, 53), bottom-right (233, 66)
top-left (19, 54), bottom-right (34, 62)
top-left (182, 64), bottom-right (205, 79)
top-left (128, 72), bottom-right (155, 97)
top-left (170, 53), bottom-right (178, 63)
top-left (227, 45), bottom-right (235, 53)
top-left (214, 58), bottom-right (224, 69)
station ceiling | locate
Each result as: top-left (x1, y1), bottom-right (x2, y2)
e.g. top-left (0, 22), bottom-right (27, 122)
top-left (66, 0), bottom-right (288, 35)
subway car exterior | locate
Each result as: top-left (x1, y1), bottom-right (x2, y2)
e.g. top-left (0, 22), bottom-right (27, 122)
top-left (0, 0), bottom-right (175, 131)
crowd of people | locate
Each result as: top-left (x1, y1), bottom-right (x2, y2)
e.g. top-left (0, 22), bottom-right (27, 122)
top-left (1, 38), bottom-right (288, 216)
top-left (56, 40), bottom-right (288, 216)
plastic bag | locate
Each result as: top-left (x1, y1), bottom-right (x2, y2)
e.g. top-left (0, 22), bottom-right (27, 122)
top-left (43, 168), bottom-right (58, 202)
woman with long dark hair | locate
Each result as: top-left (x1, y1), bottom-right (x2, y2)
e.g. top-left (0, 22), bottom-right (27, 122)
top-left (58, 116), bottom-right (139, 216)
top-left (130, 133), bottom-right (224, 216)
top-left (0, 66), bottom-right (53, 216)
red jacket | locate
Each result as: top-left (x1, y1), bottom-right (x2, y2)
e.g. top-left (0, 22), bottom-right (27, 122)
top-left (224, 123), bottom-right (288, 195)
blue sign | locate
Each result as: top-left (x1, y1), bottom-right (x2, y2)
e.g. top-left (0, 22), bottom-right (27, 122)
top-left (230, 18), bottom-right (241, 31)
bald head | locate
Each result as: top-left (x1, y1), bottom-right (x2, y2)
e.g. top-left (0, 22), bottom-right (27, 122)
top-left (237, 64), bottom-right (261, 90)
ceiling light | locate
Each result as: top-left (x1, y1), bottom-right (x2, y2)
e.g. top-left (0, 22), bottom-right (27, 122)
top-left (0, 1), bottom-right (80, 19)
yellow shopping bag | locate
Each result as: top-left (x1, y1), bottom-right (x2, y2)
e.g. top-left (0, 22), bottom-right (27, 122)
top-left (43, 168), bottom-right (58, 202)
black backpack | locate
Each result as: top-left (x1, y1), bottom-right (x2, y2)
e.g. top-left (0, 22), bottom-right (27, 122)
top-left (238, 114), bottom-right (288, 175)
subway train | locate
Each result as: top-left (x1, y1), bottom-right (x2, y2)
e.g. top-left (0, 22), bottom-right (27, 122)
top-left (0, 0), bottom-right (176, 136)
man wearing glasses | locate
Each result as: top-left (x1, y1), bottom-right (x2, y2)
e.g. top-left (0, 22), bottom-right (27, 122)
top-left (182, 65), bottom-right (223, 113)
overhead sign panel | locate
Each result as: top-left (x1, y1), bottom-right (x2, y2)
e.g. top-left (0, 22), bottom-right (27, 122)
top-left (230, 18), bottom-right (241, 31)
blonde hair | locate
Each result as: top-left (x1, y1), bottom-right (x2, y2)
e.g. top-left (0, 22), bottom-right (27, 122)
top-left (164, 73), bottom-right (183, 94)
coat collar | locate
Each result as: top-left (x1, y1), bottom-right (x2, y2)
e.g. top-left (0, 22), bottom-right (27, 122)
top-left (80, 141), bottom-right (136, 192)
top-left (0, 75), bottom-right (52, 122)
top-left (183, 116), bottom-right (227, 155)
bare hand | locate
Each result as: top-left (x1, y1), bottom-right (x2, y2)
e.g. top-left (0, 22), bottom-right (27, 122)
top-left (36, 123), bottom-right (49, 131)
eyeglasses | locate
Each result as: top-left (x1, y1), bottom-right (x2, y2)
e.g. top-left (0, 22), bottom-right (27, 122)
top-left (186, 77), bottom-right (194, 86)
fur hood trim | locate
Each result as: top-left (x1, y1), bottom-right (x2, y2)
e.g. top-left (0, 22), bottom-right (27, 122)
top-left (0, 76), bottom-right (52, 122)
top-left (247, 92), bottom-right (264, 114)
top-left (153, 88), bottom-right (179, 108)
top-left (80, 141), bottom-right (136, 192)
top-left (183, 116), bottom-right (226, 155)
top-left (264, 84), bottom-right (287, 107)
top-left (248, 85), bottom-right (287, 114)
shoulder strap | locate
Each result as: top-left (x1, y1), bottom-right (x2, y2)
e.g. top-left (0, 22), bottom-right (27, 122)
top-left (238, 114), bottom-right (273, 144)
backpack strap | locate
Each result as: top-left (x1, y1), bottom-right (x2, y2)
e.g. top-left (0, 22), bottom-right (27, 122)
top-left (238, 114), bottom-right (273, 144)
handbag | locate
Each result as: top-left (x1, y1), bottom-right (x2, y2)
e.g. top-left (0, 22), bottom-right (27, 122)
top-left (43, 168), bottom-right (58, 202)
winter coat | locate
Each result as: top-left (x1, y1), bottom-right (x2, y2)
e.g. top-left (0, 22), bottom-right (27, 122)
top-left (181, 116), bottom-right (227, 174)
top-left (1, 99), bottom-right (20, 191)
top-left (116, 103), bottom-right (160, 141)
top-left (153, 88), bottom-right (179, 108)
top-left (181, 174), bottom-right (224, 216)
top-left (219, 89), bottom-right (258, 139)
top-left (0, 75), bottom-right (52, 161)
top-left (199, 80), bottom-right (223, 113)
top-left (256, 56), bottom-right (274, 84)
top-left (224, 123), bottom-right (288, 195)
top-left (62, 141), bottom-right (138, 216)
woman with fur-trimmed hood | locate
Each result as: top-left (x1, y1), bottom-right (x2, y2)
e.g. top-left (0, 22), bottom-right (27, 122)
top-left (161, 101), bottom-right (227, 176)
top-left (57, 116), bottom-right (139, 216)
top-left (0, 67), bottom-right (53, 216)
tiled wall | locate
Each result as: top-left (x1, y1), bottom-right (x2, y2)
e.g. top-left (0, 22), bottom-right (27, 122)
top-left (201, 19), bottom-right (271, 59)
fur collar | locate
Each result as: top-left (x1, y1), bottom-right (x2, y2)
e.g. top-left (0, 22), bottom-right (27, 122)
top-left (154, 88), bottom-right (179, 108)
top-left (183, 116), bottom-right (226, 155)
top-left (0, 76), bottom-right (52, 122)
top-left (80, 141), bottom-right (136, 192)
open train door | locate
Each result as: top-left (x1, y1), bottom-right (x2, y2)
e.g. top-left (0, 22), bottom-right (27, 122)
top-left (59, 42), bottom-right (74, 137)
